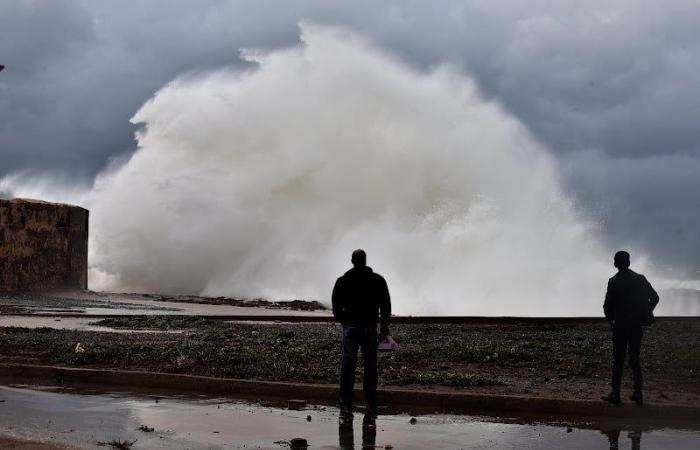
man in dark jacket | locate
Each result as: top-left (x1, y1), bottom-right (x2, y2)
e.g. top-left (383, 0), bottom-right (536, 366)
top-left (332, 249), bottom-right (391, 409)
top-left (602, 251), bottom-right (659, 405)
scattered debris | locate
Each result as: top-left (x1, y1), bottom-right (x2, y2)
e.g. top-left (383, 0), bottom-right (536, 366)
top-left (290, 438), bottom-right (309, 449)
top-left (288, 399), bottom-right (306, 410)
top-left (97, 440), bottom-right (137, 449)
top-left (137, 425), bottom-right (154, 432)
top-left (274, 438), bottom-right (310, 449)
top-left (74, 343), bottom-right (85, 353)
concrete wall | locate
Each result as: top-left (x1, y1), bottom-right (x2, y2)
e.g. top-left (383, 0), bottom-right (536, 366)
top-left (0, 198), bottom-right (88, 292)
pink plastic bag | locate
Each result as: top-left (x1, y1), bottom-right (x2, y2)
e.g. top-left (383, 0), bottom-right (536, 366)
top-left (377, 334), bottom-right (400, 352)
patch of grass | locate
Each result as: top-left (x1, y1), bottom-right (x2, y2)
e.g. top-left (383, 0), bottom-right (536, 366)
top-left (91, 315), bottom-right (213, 330)
top-left (1, 319), bottom-right (698, 396)
top-left (395, 371), bottom-right (503, 388)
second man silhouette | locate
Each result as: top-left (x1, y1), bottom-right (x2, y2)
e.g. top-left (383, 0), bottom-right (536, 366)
top-left (602, 250), bottom-right (659, 405)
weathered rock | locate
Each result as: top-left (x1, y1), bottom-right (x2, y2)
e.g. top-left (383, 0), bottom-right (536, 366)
top-left (0, 198), bottom-right (88, 292)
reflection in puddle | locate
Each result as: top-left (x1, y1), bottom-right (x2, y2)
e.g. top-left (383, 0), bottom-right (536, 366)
top-left (601, 429), bottom-right (643, 450)
top-left (0, 385), bottom-right (698, 449)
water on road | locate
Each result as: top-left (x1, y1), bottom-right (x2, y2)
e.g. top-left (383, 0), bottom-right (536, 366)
top-left (0, 385), bottom-right (697, 449)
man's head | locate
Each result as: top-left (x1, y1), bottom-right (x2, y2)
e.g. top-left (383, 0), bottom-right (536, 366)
top-left (351, 249), bottom-right (367, 267)
top-left (614, 250), bottom-right (630, 270)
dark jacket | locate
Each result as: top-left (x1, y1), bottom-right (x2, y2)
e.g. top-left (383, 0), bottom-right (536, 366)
top-left (603, 269), bottom-right (659, 328)
top-left (332, 266), bottom-right (391, 332)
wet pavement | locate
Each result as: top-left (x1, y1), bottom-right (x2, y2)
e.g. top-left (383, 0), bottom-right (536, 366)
top-left (0, 315), bottom-right (300, 331)
top-left (0, 385), bottom-right (698, 449)
top-left (0, 292), bottom-right (331, 325)
top-left (1, 290), bottom-right (698, 332)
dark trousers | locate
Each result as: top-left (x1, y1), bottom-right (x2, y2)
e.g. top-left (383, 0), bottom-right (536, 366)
top-left (611, 326), bottom-right (643, 394)
top-left (338, 412), bottom-right (377, 449)
top-left (339, 324), bottom-right (378, 406)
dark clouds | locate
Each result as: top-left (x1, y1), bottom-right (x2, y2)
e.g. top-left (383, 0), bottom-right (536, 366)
top-left (1, 0), bottom-right (699, 269)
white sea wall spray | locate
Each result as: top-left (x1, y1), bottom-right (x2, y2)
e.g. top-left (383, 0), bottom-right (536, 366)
top-left (4, 25), bottom-right (620, 315)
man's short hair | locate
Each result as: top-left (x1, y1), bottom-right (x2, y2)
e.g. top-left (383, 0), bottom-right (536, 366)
top-left (614, 250), bottom-right (630, 269)
top-left (351, 249), bottom-right (367, 267)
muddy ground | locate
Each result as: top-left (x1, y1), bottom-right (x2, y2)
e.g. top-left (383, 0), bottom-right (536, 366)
top-left (0, 435), bottom-right (74, 449)
top-left (0, 317), bottom-right (698, 406)
top-left (0, 291), bottom-right (326, 314)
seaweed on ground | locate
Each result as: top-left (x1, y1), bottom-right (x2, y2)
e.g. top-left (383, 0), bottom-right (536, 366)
top-left (1, 319), bottom-right (698, 403)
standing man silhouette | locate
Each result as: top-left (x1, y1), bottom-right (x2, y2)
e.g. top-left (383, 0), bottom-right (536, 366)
top-left (332, 249), bottom-right (391, 411)
top-left (602, 251), bottom-right (659, 405)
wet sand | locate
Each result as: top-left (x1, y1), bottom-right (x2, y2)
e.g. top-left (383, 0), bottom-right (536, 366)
top-left (0, 291), bottom-right (331, 319)
top-left (1, 384), bottom-right (698, 449)
top-left (2, 288), bottom-right (698, 320)
top-left (0, 316), bottom-right (181, 333)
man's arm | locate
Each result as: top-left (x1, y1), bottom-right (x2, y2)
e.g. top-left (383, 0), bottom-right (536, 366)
top-left (603, 279), bottom-right (615, 324)
top-left (332, 277), bottom-right (345, 323)
top-left (642, 275), bottom-right (660, 310)
top-left (379, 277), bottom-right (391, 335)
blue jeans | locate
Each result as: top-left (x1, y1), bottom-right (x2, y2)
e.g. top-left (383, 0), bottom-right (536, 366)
top-left (339, 324), bottom-right (378, 406)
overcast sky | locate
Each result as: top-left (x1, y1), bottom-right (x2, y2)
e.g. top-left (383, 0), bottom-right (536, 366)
top-left (1, 0), bottom-right (699, 272)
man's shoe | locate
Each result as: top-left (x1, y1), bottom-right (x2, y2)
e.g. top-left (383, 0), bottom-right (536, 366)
top-left (601, 393), bottom-right (622, 405)
top-left (629, 392), bottom-right (643, 406)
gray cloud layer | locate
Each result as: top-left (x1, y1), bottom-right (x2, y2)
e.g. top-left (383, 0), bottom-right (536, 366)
top-left (1, 0), bottom-right (699, 270)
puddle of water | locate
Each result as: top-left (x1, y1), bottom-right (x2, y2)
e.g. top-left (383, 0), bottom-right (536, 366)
top-left (0, 316), bottom-right (181, 333)
top-left (0, 385), bottom-right (697, 450)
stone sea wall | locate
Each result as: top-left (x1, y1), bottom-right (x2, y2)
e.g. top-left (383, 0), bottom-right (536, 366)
top-left (0, 198), bottom-right (88, 292)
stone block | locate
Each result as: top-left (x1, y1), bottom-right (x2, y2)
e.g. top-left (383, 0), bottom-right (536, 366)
top-left (0, 198), bottom-right (88, 292)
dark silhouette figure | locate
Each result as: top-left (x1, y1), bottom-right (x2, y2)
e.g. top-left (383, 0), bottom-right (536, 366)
top-left (601, 429), bottom-right (643, 450)
top-left (602, 429), bottom-right (621, 450)
top-left (332, 249), bottom-right (391, 409)
top-left (338, 410), bottom-right (378, 449)
top-left (602, 251), bottom-right (659, 405)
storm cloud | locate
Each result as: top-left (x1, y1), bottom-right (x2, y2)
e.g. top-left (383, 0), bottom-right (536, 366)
top-left (1, 0), bottom-right (699, 271)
